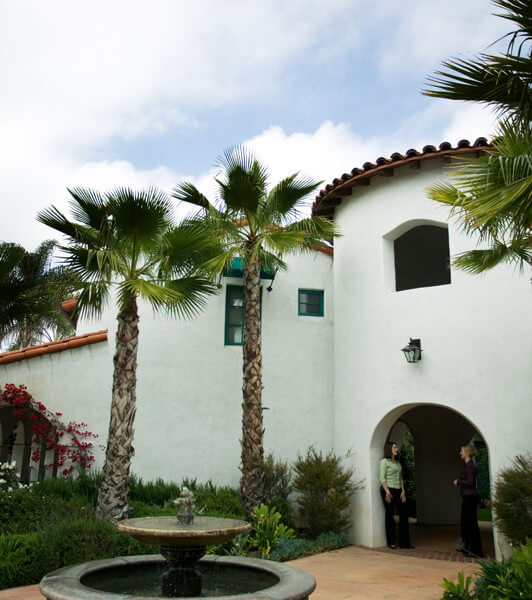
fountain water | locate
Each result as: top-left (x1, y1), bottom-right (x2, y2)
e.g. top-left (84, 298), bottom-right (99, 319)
top-left (39, 488), bottom-right (316, 599)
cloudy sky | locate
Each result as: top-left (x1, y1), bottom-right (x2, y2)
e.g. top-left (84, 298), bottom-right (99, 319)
top-left (0, 0), bottom-right (510, 249)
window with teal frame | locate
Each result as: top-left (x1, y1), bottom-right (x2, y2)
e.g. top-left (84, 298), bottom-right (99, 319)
top-left (298, 289), bottom-right (324, 317)
top-left (225, 285), bottom-right (262, 345)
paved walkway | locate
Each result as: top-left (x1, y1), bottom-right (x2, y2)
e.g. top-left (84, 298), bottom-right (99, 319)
top-left (291, 546), bottom-right (481, 600)
top-left (0, 545), bottom-right (481, 600)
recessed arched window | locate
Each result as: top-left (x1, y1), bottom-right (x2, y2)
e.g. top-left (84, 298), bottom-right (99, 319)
top-left (394, 225), bottom-right (451, 291)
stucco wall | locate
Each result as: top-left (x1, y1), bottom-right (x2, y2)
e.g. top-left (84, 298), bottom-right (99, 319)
top-left (0, 251), bottom-right (334, 487)
top-left (332, 158), bottom-right (532, 554)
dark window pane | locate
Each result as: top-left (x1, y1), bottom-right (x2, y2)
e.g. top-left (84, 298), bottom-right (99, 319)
top-left (394, 225), bottom-right (451, 292)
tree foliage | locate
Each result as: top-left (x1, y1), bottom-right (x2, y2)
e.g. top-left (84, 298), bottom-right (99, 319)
top-left (492, 453), bottom-right (532, 546)
top-left (425, 0), bottom-right (532, 274)
top-left (0, 240), bottom-right (78, 350)
top-left (38, 187), bottom-right (220, 520)
top-left (174, 147), bottom-right (338, 516)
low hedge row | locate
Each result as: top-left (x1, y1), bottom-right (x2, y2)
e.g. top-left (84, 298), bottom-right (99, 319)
top-left (0, 519), bottom-right (157, 590)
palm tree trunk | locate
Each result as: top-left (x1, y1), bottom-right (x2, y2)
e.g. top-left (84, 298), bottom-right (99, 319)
top-left (240, 259), bottom-right (265, 517)
top-left (96, 296), bottom-right (139, 521)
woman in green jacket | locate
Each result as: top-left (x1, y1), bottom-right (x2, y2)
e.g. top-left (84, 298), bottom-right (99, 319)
top-left (380, 441), bottom-right (413, 549)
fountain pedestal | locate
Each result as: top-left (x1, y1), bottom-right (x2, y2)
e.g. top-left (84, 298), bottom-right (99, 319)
top-left (116, 516), bottom-right (251, 597)
top-left (160, 545), bottom-right (205, 597)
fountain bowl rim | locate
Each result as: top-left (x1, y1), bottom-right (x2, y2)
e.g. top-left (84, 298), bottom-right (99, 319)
top-left (116, 516), bottom-right (252, 547)
top-left (39, 553), bottom-right (316, 600)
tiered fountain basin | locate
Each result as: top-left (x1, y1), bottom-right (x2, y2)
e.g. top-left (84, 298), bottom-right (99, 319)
top-left (39, 515), bottom-right (316, 600)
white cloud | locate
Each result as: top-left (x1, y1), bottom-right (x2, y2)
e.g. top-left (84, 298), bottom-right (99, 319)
top-left (0, 0), bottom-right (361, 155)
top-left (368, 0), bottom-right (510, 74)
top-left (0, 0), bottom-right (508, 249)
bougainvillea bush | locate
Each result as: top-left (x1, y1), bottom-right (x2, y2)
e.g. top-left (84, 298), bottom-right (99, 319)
top-left (0, 384), bottom-right (99, 478)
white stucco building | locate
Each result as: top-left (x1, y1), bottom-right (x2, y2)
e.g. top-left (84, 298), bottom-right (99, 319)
top-left (1, 138), bottom-right (531, 556)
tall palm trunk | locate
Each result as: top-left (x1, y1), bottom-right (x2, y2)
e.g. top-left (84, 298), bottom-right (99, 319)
top-left (96, 296), bottom-right (139, 521)
top-left (240, 259), bottom-right (265, 517)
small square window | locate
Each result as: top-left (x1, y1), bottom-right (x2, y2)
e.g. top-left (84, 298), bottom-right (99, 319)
top-left (298, 289), bottom-right (324, 317)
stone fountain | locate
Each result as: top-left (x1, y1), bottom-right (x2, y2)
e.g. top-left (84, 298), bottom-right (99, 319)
top-left (39, 488), bottom-right (316, 599)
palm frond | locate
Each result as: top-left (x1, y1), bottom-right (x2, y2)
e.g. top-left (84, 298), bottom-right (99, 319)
top-left (424, 55), bottom-right (532, 120)
top-left (215, 146), bottom-right (268, 215)
top-left (107, 187), bottom-right (173, 247)
top-left (37, 205), bottom-right (80, 239)
top-left (172, 182), bottom-right (211, 210)
top-left (120, 277), bottom-right (218, 319)
top-left (74, 280), bottom-right (112, 321)
top-left (453, 238), bottom-right (532, 273)
top-left (493, 1), bottom-right (532, 54)
top-left (157, 220), bottom-right (225, 277)
top-left (67, 188), bottom-right (108, 230)
top-left (259, 174), bottom-right (321, 226)
top-left (0, 243), bottom-right (25, 280)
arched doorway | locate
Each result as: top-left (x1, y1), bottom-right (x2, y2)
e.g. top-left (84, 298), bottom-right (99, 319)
top-left (371, 403), bottom-right (494, 557)
top-left (0, 403), bottom-right (57, 483)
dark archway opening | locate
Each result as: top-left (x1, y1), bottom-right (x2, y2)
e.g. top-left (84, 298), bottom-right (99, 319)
top-left (385, 405), bottom-right (494, 558)
top-left (0, 404), bottom-right (57, 483)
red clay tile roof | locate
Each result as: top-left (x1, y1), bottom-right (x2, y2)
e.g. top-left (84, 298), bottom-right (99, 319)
top-left (61, 299), bottom-right (77, 315)
top-left (312, 138), bottom-right (493, 219)
top-left (0, 331), bottom-right (108, 365)
top-left (312, 244), bottom-right (334, 257)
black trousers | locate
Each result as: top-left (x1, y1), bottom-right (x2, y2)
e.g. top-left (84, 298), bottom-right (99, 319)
top-left (460, 494), bottom-right (483, 557)
top-left (380, 487), bottom-right (411, 547)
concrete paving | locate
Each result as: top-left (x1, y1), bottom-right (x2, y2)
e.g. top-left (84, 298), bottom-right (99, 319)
top-left (0, 545), bottom-right (481, 600)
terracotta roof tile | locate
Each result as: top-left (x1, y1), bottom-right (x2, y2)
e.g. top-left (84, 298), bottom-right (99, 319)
top-left (0, 331), bottom-right (108, 365)
top-left (312, 138), bottom-right (492, 218)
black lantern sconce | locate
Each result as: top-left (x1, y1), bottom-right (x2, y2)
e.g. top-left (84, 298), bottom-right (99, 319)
top-left (402, 338), bottom-right (422, 363)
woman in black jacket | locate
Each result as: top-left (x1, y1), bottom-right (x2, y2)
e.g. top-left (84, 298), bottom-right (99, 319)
top-left (454, 444), bottom-right (484, 558)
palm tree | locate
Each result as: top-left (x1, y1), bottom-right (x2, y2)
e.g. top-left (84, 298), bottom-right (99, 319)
top-left (0, 240), bottom-right (77, 350)
top-left (173, 147), bottom-right (338, 516)
top-left (427, 119), bottom-right (532, 272)
top-left (38, 187), bottom-right (219, 520)
top-left (424, 0), bottom-right (532, 123)
top-left (425, 0), bottom-right (532, 274)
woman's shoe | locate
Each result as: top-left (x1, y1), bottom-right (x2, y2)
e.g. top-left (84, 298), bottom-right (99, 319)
top-left (387, 544), bottom-right (397, 549)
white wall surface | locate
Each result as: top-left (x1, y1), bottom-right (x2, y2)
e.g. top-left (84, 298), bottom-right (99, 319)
top-left (332, 158), bottom-right (532, 556)
top-left (0, 251), bottom-right (334, 487)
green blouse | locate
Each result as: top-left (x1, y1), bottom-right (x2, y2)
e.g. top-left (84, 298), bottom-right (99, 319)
top-left (379, 458), bottom-right (403, 489)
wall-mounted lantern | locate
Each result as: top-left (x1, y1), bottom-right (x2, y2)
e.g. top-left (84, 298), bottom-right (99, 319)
top-left (402, 338), bottom-right (422, 363)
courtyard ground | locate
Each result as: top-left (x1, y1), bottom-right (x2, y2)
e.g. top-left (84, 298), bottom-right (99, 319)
top-left (0, 539), bottom-right (485, 600)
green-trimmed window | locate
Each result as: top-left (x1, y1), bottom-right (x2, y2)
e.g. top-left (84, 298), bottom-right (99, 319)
top-left (298, 289), bottom-right (324, 317)
top-left (225, 285), bottom-right (262, 345)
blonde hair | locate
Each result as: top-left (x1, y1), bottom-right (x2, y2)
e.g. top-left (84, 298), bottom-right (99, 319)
top-left (462, 444), bottom-right (477, 458)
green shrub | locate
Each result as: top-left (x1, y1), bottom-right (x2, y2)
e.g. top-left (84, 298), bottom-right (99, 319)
top-left (269, 495), bottom-right (295, 530)
top-left (130, 475), bottom-right (181, 507)
top-left (0, 487), bottom-right (93, 534)
top-left (270, 530), bottom-right (348, 562)
top-left (492, 454), bottom-right (532, 546)
top-left (400, 430), bottom-right (416, 503)
top-left (441, 572), bottom-right (476, 599)
top-left (196, 485), bottom-right (244, 518)
top-left (263, 453), bottom-right (292, 500)
top-left (474, 558), bottom-right (514, 599)
top-left (33, 470), bottom-right (101, 504)
top-left (250, 504), bottom-right (294, 559)
top-left (440, 539), bottom-right (532, 600)
top-left (0, 518), bottom-right (159, 590)
top-left (293, 447), bottom-right (362, 536)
